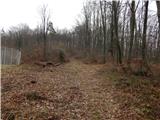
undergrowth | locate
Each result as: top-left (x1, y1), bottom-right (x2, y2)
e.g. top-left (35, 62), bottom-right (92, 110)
top-left (101, 68), bottom-right (160, 120)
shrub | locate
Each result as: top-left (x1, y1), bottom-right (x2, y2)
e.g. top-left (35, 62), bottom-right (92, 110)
top-left (59, 49), bottom-right (65, 63)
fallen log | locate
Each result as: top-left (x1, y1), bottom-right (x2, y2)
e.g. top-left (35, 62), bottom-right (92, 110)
top-left (54, 63), bottom-right (62, 67)
top-left (35, 61), bottom-right (61, 67)
top-left (46, 61), bottom-right (54, 65)
top-left (35, 61), bottom-right (47, 67)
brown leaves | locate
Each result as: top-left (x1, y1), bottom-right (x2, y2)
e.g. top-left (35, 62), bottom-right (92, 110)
top-left (2, 60), bottom-right (141, 120)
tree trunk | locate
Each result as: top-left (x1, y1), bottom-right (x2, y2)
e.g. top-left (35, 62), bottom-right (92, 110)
top-left (110, 6), bottom-right (114, 59)
top-left (156, 1), bottom-right (160, 60)
top-left (128, 1), bottom-right (135, 65)
top-left (121, 3), bottom-right (127, 58)
top-left (100, 1), bottom-right (107, 63)
top-left (142, 1), bottom-right (148, 61)
top-left (141, 1), bottom-right (152, 76)
top-left (113, 1), bottom-right (122, 64)
top-left (43, 31), bottom-right (47, 61)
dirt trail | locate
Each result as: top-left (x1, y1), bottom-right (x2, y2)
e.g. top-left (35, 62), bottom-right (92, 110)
top-left (63, 60), bottom-right (121, 119)
top-left (1, 59), bottom-right (121, 120)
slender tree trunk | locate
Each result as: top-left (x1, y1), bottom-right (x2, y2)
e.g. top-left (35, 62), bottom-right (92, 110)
top-left (142, 1), bottom-right (148, 61)
top-left (121, 3), bottom-right (127, 59)
top-left (100, 1), bottom-right (107, 63)
top-left (128, 1), bottom-right (135, 65)
top-left (110, 7), bottom-right (114, 59)
top-left (134, 20), bottom-right (138, 57)
top-left (43, 31), bottom-right (47, 61)
top-left (156, 1), bottom-right (160, 60)
top-left (141, 1), bottom-right (152, 75)
top-left (113, 1), bottom-right (122, 64)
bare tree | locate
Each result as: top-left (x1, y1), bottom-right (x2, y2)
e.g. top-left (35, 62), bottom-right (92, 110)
top-left (100, 0), bottom-right (107, 63)
top-left (109, 3), bottom-right (114, 59)
top-left (128, 1), bottom-right (136, 66)
top-left (40, 4), bottom-right (50, 61)
top-left (112, 1), bottom-right (122, 64)
top-left (141, 1), bottom-right (152, 75)
top-left (156, 1), bottom-right (160, 59)
top-left (121, 2), bottom-right (127, 58)
top-left (83, 3), bottom-right (92, 56)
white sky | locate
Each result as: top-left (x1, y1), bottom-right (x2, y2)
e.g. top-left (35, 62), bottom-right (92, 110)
top-left (0, 0), bottom-right (157, 31)
top-left (0, 0), bottom-right (86, 30)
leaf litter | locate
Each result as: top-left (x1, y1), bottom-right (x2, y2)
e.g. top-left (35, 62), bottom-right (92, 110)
top-left (2, 60), bottom-right (159, 120)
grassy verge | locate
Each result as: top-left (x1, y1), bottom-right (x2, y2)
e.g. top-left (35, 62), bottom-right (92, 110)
top-left (1, 65), bottom-right (17, 69)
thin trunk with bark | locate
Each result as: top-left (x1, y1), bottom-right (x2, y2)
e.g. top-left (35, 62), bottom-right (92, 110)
top-left (100, 1), bottom-right (107, 63)
top-left (113, 1), bottom-right (122, 64)
top-left (156, 1), bottom-right (160, 60)
top-left (128, 1), bottom-right (135, 65)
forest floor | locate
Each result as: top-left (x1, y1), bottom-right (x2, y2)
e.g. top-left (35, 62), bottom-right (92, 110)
top-left (1, 59), bottom-right (160, 120)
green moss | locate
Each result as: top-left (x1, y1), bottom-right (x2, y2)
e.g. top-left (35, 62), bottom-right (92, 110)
top-left (92, 111), bottom-right (101, 120)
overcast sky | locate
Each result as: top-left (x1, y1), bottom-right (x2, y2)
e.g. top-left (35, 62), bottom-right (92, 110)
top-left (0, 0), bottom-right (157, 31)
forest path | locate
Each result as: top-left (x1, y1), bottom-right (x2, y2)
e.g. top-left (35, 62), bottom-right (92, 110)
top-left (62, 59), bottom-right (121, 119)
top-left (1, 59), bottom-right (121, 120)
